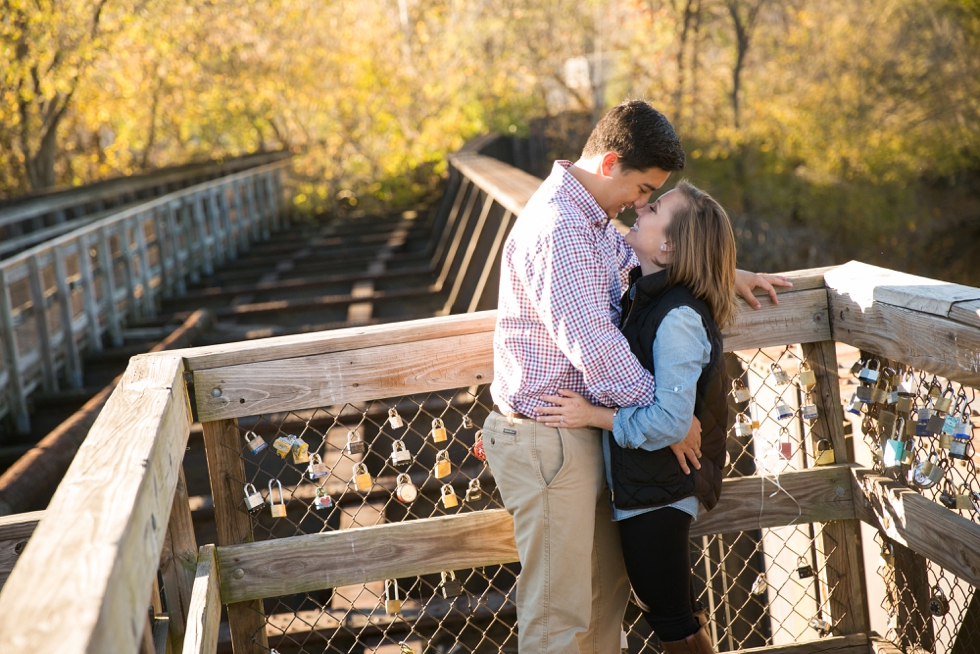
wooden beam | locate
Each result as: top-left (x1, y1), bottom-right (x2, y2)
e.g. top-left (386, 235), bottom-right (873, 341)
top-left (181, 545), bottom-right (221, 654)
top-left (0, 510), bottom-right (43, 590)
top-left (851, 467), bottom-right (980, 587)
top-left (216, 466), bottom-right (854, 604)
top-left (0, 354), bottom-right (191, 654)
top-left (723, 288), bottom-right (830, 352)
top-left (868, 637), bottom-right (902, 654)
top-left (737, 633), bottom-right (868, 654)
top-left (159, 466), bottom-right (198, 652)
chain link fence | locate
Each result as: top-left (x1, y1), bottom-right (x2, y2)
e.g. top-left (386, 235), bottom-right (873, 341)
top-left (220, 343), bottom-right (859, 653)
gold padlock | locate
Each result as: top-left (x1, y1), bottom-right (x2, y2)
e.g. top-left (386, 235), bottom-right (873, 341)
top-left (434, 449), bottom-right (452, 479)
top-left (798, 363), bottom-right (817, 390)
top-left (272, 434), bottom-right (294, 459)
top-left (385, 579), bottom-right (402, 614)
top-left (431, 418), bottom-right (447, 443)
top-left (939, 431), bottom-right (953, 449)
top-left (268, 479), bottom-right (287, 518)
top-left (353, 462), bottom-right (372, 491)
top-left (956, 492), bottom-right (974, 511)
top-left (291, 437), bottom-right (310, 465)
top-left (936, 388), bottom-right (953, 414)
top-left (815, 440), bottom-right (835, 466)
top-left (441, 483), bottom-right (459, 508)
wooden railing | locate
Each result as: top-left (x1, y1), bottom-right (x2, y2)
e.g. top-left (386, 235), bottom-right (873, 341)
top-left (0, 144), bottom-right (977, 654)
top-left (0, 158), bottom-right (290, 434)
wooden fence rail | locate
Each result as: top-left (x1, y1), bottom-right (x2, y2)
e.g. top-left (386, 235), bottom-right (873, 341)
top-left (0, 157), bottom-right (290, 434)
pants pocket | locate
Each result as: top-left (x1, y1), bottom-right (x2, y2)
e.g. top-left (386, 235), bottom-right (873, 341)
top-left (536, 426), bottom-right (567, 487)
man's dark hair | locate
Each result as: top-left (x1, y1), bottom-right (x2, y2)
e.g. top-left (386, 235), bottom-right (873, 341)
top-left (582, 100), bottom-right (685, 172)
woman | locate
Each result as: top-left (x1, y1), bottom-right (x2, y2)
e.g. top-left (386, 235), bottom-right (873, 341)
top-left (536, 180), bottom-right (736, 654)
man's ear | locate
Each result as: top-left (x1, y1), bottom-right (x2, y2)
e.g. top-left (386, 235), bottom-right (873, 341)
top-left (600, 152), bottom-right (618, 177)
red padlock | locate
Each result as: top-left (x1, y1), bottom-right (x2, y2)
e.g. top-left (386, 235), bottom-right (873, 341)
top-left (472, 430), bottom-right (486, 461)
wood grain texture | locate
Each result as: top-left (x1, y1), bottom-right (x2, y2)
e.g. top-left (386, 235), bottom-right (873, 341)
top-left (0, 354), bottom-right (191, 654)
top-left (950, 299), bottom-right (980, 330)
top-left (0, 510), bottom-right (42, 590)
top-left (216, 466), bottom-right (853, 604)
top-left (851, 467), bottom-right (980, 587)
top-left (737, 633), bottom-right (868, 654)
top-left (722, 288), bottom-right (830, 352)
top-left (195, 331), bottom-right (495, 422)
top-left (829, 288), bottom-right (980, 388)
top-left (448, 153), bottom-right (543, 216)
top-left (869, 637), bottom-right (903, 654)
top-left (181, 545), bottom-right (221, 654)
top-left (159, 466), bottom-right (198, 652)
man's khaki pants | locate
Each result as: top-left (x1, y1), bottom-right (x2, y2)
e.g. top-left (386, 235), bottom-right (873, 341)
top-left (483, 410), bottom-right (630, 654)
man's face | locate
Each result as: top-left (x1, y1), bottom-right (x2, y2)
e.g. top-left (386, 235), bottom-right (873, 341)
top-left (599, 156), bottom-right (671, 218)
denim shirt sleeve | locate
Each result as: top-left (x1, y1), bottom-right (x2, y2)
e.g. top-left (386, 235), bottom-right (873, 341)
top-left (612, 306), bottom-right (711, 450)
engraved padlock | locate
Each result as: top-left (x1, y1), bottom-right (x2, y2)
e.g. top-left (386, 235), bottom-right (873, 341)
top-left (390, 439), bottom-right (412, 466)
top-left (935, 387), bottom-right (953, 414)
top-left (775, 400), bottom-right (794, 421)
top-left (733, 413), bottom-right (754, 437)
top-left (814, 440), bottom-right (835, 466)
top-left (434, 449), bottom-right (452, 479)
top-left (798, 363), bottom-right (816, 390)
top-left (465, 478), bottom-right (483, 502)
top-left (346, 429), bottom-right (367, 455)
top-left (291, 436), bottom-right (310, 465)
top-left (243, 430), bottom-right (267, 455)
top-left (441, 483), bottom-right (459, 508)
top-left (440, 570), bottom-right (463, 599)
top-left (385, 579), bottom-right (402, 614)
top-left (929, 585), bottom-right (950, 617)
top-left (797, 556), bottom-right (814, 579)
top-left (268, 479), bottom-right (287, 518)
top-left (387, 408), bottom-right (405, 430)
top-left (243, 483), bottom-right (266, 512)
top-left (272, 434), bottom-right (294, 459)
top-left (472, 429), bottom-right (486, 461)
top-left (395, 473), bottom-right (418, 503)
top-left (801, 394), bottom-right (819, 421)
top-left (353, 462), bottom-right (372, 491)
top-left (313, 485), bottom-right (333, 510)
top-left (307, 453), bottom-right (329, 479)
top-left (731, 379), bottom-right (751, 404)
top-left (858, 359), bottom-right (880, 384)
top-left (771, 363), bottom-right (791, 385)
top-left (431, 418), bottom-right (448, 443)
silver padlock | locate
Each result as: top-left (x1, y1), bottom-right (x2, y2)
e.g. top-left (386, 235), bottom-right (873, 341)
top-left (775, 400), bottom-right (794, 421)
top-left (243, 483), bottom-right (266, 512)
top-left (858, 359), bottom-right (880, 384)
top-left (751, 574), bottom-right (767, 596)
top-left (395, 473), bottom-right (419, 503)
top-left (390, 439), bottom-right (412, 466)
top-left (243, 430), bottom-right (267, 455)
top-left (387, 408), bottom-right (405, 430)
top-left (731, 379), bottom-right (751, 404)
top-left (771, 363), bottom-right (791, 385)
top-left (346, 429), bottom-right (367, 455)
top-left (307, 453), bottom-right (329, 479)
top-left (733, 413), bottom-right (754, 437)
top-left (801, 394), bottom-right (818, 421)
top-left (465, 478), bottom-right (483, 502)
top-left (268, 478), bottom-right (287, 518)
top-left (911, 453), bottom-right (944, 489)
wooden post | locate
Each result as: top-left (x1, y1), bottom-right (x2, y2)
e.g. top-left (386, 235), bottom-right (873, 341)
top-left (206, 189), bottom-right (227, 267)
top-left (231, 182), bottom-right (250, 253)
top-left (117, 222), bottom-right (140, 321)
top-left (74, 234), bottom-right (103, 351)
top-left (159, 465), bottom-right (198, 652)
top-left (166, 202), bottom-right (187, 295)
top-left (890, 537), bottom-right (935, 651)
top-left (27, 255), bottom-right (59, 392)
top-left (132, 213), bottom-right (156, 318)
top-left (214, 188), bottom-right (237, 261)
top-left (154, 207), bottom-right (176, 297)
top-left (182, 545), bottom-right (221, 654)
top-left (799, 340), bottom-right (871, 636)
top-left (51, 245), bottom-right (84, 388)
top-left (0, 269), bottom-right (30, 434)
top-left (96, 225), bottom-right (124, 347)
top-left (200, 419), bottom-right (268, 654)
top-left (191, 194), bottom-right (214, 276)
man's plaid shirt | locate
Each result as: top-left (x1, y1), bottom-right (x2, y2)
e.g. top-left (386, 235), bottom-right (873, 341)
top-left (490, 161), bottom-right (656, 416)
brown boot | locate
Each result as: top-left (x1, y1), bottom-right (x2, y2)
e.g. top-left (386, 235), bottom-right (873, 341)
top-left (693, 608), bottom-right (708, 629)
top-left (660, 623), bottom-right (716, 654)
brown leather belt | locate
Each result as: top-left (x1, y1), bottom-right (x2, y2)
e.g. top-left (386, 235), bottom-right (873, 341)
top-left (492, 405), bottom-right (534, 421)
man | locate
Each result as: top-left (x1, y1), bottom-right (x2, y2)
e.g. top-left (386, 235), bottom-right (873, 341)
top-left (482, 100), bottom-right (788, 654)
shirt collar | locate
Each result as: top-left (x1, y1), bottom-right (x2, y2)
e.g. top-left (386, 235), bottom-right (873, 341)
top-left (551, 161), bottom-right (610, 226)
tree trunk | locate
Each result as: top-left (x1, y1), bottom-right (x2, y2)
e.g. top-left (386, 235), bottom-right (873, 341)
top-left (26, 121), bottom-right (59, 190)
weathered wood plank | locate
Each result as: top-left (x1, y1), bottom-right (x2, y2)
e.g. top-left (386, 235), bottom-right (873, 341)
top-left (851, 467), bottom-right (980, 587)
top-left (448, 153), bottom-right (542, 216)
top-left (217, 466), bottom-right (854, 604)
top-left (0, 510), bottom-right (43, 590)
top-left (724, 288), bottom-right (830, 352)
top-left (868, 637), bottom-right (902, 654)
top-left (738, 633), bottom-right (868, 654)
top-left (0, 354), bottom-right (191, 654)
top-left (950, 298), bottom-right (980, 330)
top-left (181, 545), bottom-right (221, 654)
top-left (159, 466), bottom-right (198, 653)
top-left (195, 331), bottom-right (495, 422)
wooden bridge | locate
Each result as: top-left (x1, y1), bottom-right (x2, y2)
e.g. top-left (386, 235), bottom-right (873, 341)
top-left (0, 139), bottom-right (978, 654)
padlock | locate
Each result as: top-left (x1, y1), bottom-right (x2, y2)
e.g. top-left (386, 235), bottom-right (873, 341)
top-left (733, 413), bottom-right (754, 437)
top-left (915, 407), bottom-right (932, 436)
top-left (431, 418), bottom-right (448, 443)
top-left (850, 359), bottom-right (865, 377)
top-left (775, 401), bottom-right (794, 421)
top-left (846, 393), bottom-right (865, 416)
top-left (809, 617), bottom-right (832, 636)
top-left (858, 359), bottom-right (880, 384)
top-left (313, 486), bottom-right (333, 510)
top-left (928, 382), bottom-right (942, 399)
top-left (395, 473), bottom-right (418, 503)
top-left (434, 449), bottom-right (452, 479)
top-left (441, 483), bottom-right (459, 508)
top-left (307, 453), bottom-right (329, 479)
top-left (905, 415), bottom-right (918, 438)
top-left (472, 429), bottom-right (486, 461)
top-left (801, 395), bottom-right (819, 421)
top-left (912, 453), bottom-right (944, 489)
top-left (440, 570), bottom-right (463, 598)
top-left (926, 412), bottom-right (945, 435)
top-left (731, 379), bottom-right (751, 404)
top-left (465, 478), bottom-right (483, 502)
top-left (798, 363), bottom-right (816, 390)
top-left (797, 556), bottom-right (814, 579)
top-left (879, 542), bottom-right (894, 567)
top-left (779, 427), bottom-right (793, 460)
top-left (878, 411), bottom-right (897, 437)
top-left (814, 440), bottom-right (835, 466)
top-left (387, 408), bottom-right (405, 430)
top-left (954, 413), bottom-right (974, 439)
top-left (749, 402), bottom-right (761, 429)
top-left (871, 379), bottom-right (888, 405)
top-left (243, 430), bottom-right (267, 454)
top-left (390, 440), bottom-right (412, 466)
top-left (939, 430), bottom-right (953, 449)
top-left (950, 433), bottom-right (971, 461)
top-left (462, 415), bottom-right (474, 429)
top-left (268, 479), bottom-right (287, 518)
top-left (940, 481), bottom-right (958, 509)
top-left (243, 483), bottom-right (266, 512)
top-left (882, 438), bottom-right (905, 468)
top-left (929, 585), bottom-right (950, 617)
top-left (751, 573), bottom-right (767, 596)
top-left (942, 413), bottom-right (959, 435)
top-left (291, 437), bottom-right (310, 465)
top-left (935, 388), bottom-right (953, 414)
top-left (956, 489), bottom-right (974, 511)
top-left (385, 579), bottom-right (402, 614)
top-left (346, 430), bottom-right (367, 455)
top-left (353, 462), bottom-right (372, 491)
top-left (855, 385), bottom-right (874, 403)
top-left (398, 642), bottom-right (414, 654)
top-left (272, 434), bottom-right (294, 459)
top-left (771, 363), bottom-right (791, 385)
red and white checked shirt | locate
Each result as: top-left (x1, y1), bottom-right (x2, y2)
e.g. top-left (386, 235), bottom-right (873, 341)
top-left (490, 161), bottom-right (656, 416)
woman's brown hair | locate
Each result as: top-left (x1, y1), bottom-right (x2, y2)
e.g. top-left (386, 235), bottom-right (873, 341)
top-left (663, 180), bottom-right (738, 327)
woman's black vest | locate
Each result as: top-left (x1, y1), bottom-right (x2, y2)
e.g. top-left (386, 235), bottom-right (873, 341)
top-left (607, 267), bottom-right (729, 512)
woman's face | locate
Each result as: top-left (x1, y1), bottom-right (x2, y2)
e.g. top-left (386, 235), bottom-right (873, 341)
top-left (625, 189), bottom-right (686, 268)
